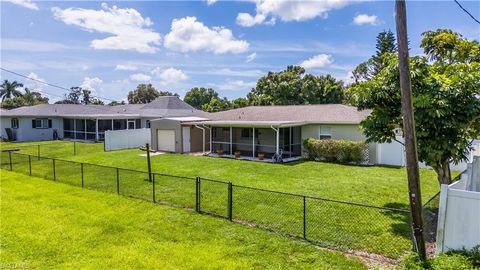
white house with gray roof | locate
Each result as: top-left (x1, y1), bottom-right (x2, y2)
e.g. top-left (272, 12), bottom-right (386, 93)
top-left (0, 96), bottom-right (207, 142)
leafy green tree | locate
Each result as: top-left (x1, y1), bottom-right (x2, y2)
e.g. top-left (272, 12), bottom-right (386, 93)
top-left (184, 87), bottom-right (219, 109)
top-left (1, 88), bottom-right (49, 109)
top-left (248, 66), bottom-right (344, 105)
top-left (0, 80), bottom-right (23, 101)
top-left (201, 97), bottom-right (231, 112)
top-left (231, 97), bottom-right (249, 108)
top-left (108, 100), bottom-right (126, 106)
top-left (127, 84), bottom-right (177, 104)
top-left (349, 30), bottom-right (480, 185)
top-left (352, 30), bottom-right (397, 82)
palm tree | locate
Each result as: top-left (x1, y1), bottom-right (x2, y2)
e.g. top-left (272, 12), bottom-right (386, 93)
top-left (0, 80), bottom-right (23, 101)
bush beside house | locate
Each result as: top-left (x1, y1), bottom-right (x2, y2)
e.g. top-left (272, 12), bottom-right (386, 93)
top-left (303, 138), bottom-right (368, 165)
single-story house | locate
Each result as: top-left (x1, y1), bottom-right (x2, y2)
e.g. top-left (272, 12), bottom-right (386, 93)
top-left (149, 104), bottom-right (378, 163)
top-left (0, 96), bottom-right (207, 141)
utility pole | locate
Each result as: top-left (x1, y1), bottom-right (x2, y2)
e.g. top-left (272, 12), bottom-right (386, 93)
top-left (395, 0), bottom-right (427, 261)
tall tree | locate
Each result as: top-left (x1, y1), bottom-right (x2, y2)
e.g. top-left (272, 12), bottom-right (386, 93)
top-left (127, 84), bottom-right (177, 104)
top-left (248, 66), bottom-right (344, 105)
top-left (184, 87), bottom-right (219, 109)
top-left (349, 29), bottom-right (480, 185)
top-left (0, 80), bottom-right (23, 101)
top-left (231, 97), bottom-right (249, 109)
top-left (352, 30), bottom-right (397, 82)
top-left (1, 88), bottom-right (49, 109)
top-left (201, 97), bottom-right (231, 112)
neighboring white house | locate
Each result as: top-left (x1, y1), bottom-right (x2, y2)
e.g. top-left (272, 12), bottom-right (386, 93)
top-left (0, 96), bottom-right (207, 142)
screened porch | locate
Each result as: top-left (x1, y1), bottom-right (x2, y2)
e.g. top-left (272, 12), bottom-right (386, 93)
top-left (63, 118), bottom-right (142, 141)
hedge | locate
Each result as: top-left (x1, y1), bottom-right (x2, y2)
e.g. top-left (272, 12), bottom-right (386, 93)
top-left (303, 138), bottom-right (368, 165)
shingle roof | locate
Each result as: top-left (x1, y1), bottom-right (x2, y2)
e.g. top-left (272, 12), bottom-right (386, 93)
top-left (0, 96), bottom-right (207, 118)
top-left (207, 104), bottom-right (370, 124)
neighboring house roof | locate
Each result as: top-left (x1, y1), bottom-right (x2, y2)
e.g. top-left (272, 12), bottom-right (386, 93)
top-left (205, 104), bottom-right (371, 124)
top-left (0, 96), bottom-right (207, 119)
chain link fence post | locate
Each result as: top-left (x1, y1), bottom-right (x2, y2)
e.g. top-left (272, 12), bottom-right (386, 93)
top-left (152, 173), bottom-right (156, 203)
top-left (80, 163), bottom-right (84, 188)
top-left (37, 144), bottom-right (40, 160)
top-left (28, 155), bottom-right (32, 176)
top-left (8, 151), bottom-right (12, 171)
top-left (73, 140), bottom-right (77, 156)
top-left (116, 168), bottom-right (120, 194)
top-left (196, 177), bottom-right (201, 213)
top-left (52, 159), bottom-right (56, 181)
top-left (228, 182), bottom-right (233, 221)
top-left (303, 196), bottom-right (306, 239)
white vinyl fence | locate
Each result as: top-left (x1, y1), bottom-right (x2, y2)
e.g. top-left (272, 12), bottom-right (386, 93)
top-left (105, 128), bottom-right (151, 151)
top-left (436, 156), bottom-right (480, 253)
top-left (377, 138), bottom-right (480, 171)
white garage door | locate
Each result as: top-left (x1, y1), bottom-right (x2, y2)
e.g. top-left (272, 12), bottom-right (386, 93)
top-left (157, 130), bottom-right (176, 152)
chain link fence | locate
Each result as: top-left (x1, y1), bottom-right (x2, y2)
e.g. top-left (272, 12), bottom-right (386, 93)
top-left (2, 150), bottom-right (440, 259)
top-left (0, 140), bottom-right (104, 158)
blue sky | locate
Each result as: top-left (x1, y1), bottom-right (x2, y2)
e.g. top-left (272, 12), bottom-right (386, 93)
top-left (1, 0), bottom-right (479, 103)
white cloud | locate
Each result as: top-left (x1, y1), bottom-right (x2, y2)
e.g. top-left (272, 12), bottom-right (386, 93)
top-left (164, 16), bottom-right (249, 54)
top-left (245, 53), bottom-right (257, 63)
top-left (216, 80), bottom-right (256, 91)
top-left (2, 38), bottom-right (69, 52)
top-left (51, 3), bottom-right (161, 53)
top-left (80, 77), bottom-right (103, 91)
top-left (4, 0), bottom-right (39, 10)
top-left (115, 64), bottom-right (138, 71)
top-left (237, 0), bottom-right (356, 27)
top-left (24, 72), bottom-right (47, 91)
top-left (206, 0), bottom-right (217, 5)
top-left (300, 54), bottom-right (333, 69)
top-left (353, 14), bottom-right (380, 25)
top-left (152, 67), bottom-right (188, 85)
top-left (130, 73), bottom-right (152, 81)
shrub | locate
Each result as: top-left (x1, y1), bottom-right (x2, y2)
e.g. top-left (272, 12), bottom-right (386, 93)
top-left (303, 138), bottom-right (368, 165)
top-left (398, 251), bottom-right (478, 270)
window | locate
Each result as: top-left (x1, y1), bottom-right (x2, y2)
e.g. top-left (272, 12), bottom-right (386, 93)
top-left (319, 126), bottom-right (332, 140)
top-left (11, 118), bottom-right (19, 129)
top-left (32, 118), bottom-right (51, 129)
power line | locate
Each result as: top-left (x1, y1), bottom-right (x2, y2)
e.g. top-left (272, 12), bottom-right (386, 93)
top-left (0, 67), bottom-right (117, 102)
top-left (454, 0), bottom-right (480, 25)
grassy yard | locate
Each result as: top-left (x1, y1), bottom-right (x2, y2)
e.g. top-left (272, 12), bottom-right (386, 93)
top-left (0, 140), bottom-right (445, 258)
top-left (0, 170), bottom-right (367, 269)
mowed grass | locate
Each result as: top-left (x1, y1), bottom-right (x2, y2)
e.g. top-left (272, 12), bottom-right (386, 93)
top-left (0, 170), bottom-right (367, 270)
top-left (0, 140), bottom-right (446, 257)
top-left (0, 140), bottom-right (442, 207)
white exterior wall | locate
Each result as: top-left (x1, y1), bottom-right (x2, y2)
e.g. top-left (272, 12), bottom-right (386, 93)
top-left (0, 116), bottom-right (63, 141)
top-left (436, 157), bottom-right (480, 252)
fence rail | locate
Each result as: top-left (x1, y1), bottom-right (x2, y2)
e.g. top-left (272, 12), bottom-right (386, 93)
top-left (0, 150), bottom-right (440, 258)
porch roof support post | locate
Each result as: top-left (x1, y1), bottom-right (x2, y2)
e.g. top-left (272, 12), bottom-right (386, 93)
top-left (229, 127), bottom-right (233, 155)
top-left (209, 126), bottom-right (212, 153)
top-left (275, 127), bottom-right (280, 155)
top-left (95, 118), bottom-right (99, 142)
top-left (74, 118), bottom-right (77, 140)
top-left (252, 127), bottom-right (255, 158)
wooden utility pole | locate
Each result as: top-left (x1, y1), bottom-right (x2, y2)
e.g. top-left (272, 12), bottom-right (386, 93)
top-left (395, 0), bottom-right (427, 261)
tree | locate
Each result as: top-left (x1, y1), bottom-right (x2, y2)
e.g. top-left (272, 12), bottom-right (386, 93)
top-left (108, 100), bottom-right (126, 106)
top-left (127, 84), bottom-right (177, 104)
top-left (248, 66), bottom-right (344, 105)
top-left (231, 97), bottom-right (249, 108)
top-left (351, 30), bottom-right (397, 82)
top-left (184, 87), bottom-right (219, 109)
top-left (201, 97), bottom-right (231, 112)
top-left (0, 80), bottom-right (23, 101)
top-left (1, 88), bottom-right (49, 109)
top-left (349, 29), bottom-right (480, 185)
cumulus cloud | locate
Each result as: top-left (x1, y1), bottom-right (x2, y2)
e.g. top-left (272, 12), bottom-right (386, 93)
top-left (24, 72), bottom-right (47, 91)
top-left (4, 0), bottom-right (39, 10)
top-left (206, 0), bottom-right (217, 5)
top-left (164, 16), bottom-right (249, 54)
top-left (353, 14), bottom-right (380, 25)
top-left (130, 73), bottom-right (152, 81)
top-left (51, 3), bottom-right (161, 53)
top-left (216, 80), bottom-right (256, 91)
top-left (300, 54), bottom-right (333, 69)
top-left (236, 0), bottom-right (356, 27)
top-left (80, 77), bottom-right (103, 91)
top-left (151, 67), bottom-right (188, 85)
top-left (115, 64), bottom-right (138, 71)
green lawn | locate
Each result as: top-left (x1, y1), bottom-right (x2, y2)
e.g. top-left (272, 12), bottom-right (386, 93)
top-left (0, 140), bottom-right (445, 258)
top-left (0, 170), bottom-right (366, 270)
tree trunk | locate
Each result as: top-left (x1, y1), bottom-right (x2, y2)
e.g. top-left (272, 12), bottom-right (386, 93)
top-left (433, 161), bottom-right (452, 185)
